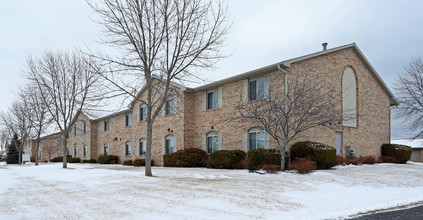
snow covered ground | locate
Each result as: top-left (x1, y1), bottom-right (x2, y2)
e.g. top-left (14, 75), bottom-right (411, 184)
top-left (1, 162), bottom-right (423, 220)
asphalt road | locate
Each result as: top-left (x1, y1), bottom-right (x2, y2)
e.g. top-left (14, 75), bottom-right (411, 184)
top-left (349, 205), bottom-right (423, 220)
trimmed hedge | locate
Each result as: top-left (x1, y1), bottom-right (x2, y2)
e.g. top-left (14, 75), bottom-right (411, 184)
top-left (98, 155), bottom-right (119, 164)
top-left (246, 149), bottom-right (289, 170)
top-left (290, 141), bottom-right (336, 169)
top-left (210, 150), bottom-right (246, 169)
top-left (133, 158), bottom-right (155, 167)
top-left (381, 144), bottom-right (412, 164)
top-left (163, 148), bottom-right (208, 167)
top-left (50, 155), bottom-right (72, 162)
top-left (68, 157), bottom-right (81, 163)
top-left (82, 159), bottom-right (97, 163)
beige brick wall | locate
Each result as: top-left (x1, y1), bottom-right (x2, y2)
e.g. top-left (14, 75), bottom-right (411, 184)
top-left (67, 113), bottom-right (93, 160)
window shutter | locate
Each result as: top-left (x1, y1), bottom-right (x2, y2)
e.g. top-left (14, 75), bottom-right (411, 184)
top-left (123, 115), bottom-right (126, 127)
top-left (264, 74), bottom-right (270, 98)
top-left (218, 87), bottom-right (223, 108)
top-left (162, 103), bottom-right (166, 116)
top-left (264, 132), bottom-right (270, 149)
top-left (242, 79), bottom-right (248, 103)
top-left (174, 97), bottom-right (178, 113)
top-left (218, 133), bottom-right (222, 150)
top-left (202, 91), bottom-right (207, 111)
top-left (202, 134), bottom-right (207, 151)
top-left (162, 137), bottom-right (166, 155)
top-left (174, 136), bottom-right (177, 151)
top-left (242, 131), bottom-right (248, 152)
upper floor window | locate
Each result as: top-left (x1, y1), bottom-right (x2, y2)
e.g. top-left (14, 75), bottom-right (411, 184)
top-left (139, 139), bottom-right (146, 156)
top-left (165, 136), bottom-right (176, 154)
top-left (207, 132), bottom-right (219, 153)
top-left (166, 98), bottom-right (176, 115)
top-left (125, 142), bottom-right (133, 156)
top-left (57, 138), bottom-right (61, 147)
top-left (125, 113), bottom-right (133, 127)
top-left (207, 90), bottom-right (219, 109)
top-left (249, 77), bottom-right (265, 101)
top-left (249, 128), bottom-right (265, 150)
top-left (83, 146), bottom-right (88, 157)
top-left (139, 105), bottom-right (147, 121)
top-left (104, 119), bottom-right (110, 131)
top-left (83, 122), bottom-right (88, 134)
top-left (74, 125), bottom-right (78, 136)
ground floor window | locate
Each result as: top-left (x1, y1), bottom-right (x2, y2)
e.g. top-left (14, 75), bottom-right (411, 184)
top-left (139, 139), bottom-right (146, 156)
top-left (74, 147), bottom-right (78, 157)
top-left (66, 148), bottom-right (70, 156)
top-left (249, 129), bottom-right (265, 150)
top-left (125, 142), bottom-right (133, 156)
top-left (104, 145), bottom-right (109, 156)
top-left (207, 132), bottom-right (219, 153)
top-left (83, 146), bottom-right (88, 157)
top-left (165, 136), bottom-right (175, 154)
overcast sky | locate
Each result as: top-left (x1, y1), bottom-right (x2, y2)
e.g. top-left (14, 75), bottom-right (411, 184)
top-left (1, 0), bottom-right (423, 140)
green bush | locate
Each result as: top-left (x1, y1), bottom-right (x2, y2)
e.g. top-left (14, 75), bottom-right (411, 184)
top-left (98, 155), bottom-right (119, 164)
top-left (50, 155), bottom-right (72, 162)
top-left (246, 149), bottom-right (289, 170)
top-left (381, 144), bottom-right (412, 164)
top-left (210, 150), bottom-right (246, 169)
top-left (133, 158), bottom-right (155, 166)
top-left (163, 148), bottom-right (208, 167)
top-left (123, 159), bottom-right (133, 166)
top-left (291, 141), bottom-right (336, 169)
top-left (67, 157), bottom-right (81, 163)
top-left (82, 159), bottom-right (97, 163)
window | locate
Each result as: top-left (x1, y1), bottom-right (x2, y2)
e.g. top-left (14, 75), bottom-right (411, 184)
top-left (166, 98), bottom-right (176, 115)
top-left (125, 113), bottom-right (133, 127)
top-left (139, 105), bottom-right (147, 121)
top-left (57, 138), bottom-right (61, 147)
top-left (83, 146), bottom-right (88, 157)
top-left (66, 148), bottom-right (70, 156)
top-left (249, 129), bottom-right (265, 150)
top-left (139, 139), bottom-right (146, 156)
top-left (104, 119), bottom-right (110, 131)
top-left (342, 67), bottom-right (357, 127)
top-left (74, 125), bottom-right (78, 136)
top-left (83, 122), bottom-right (88, 134)
top-left (207, 133), bottom-right (219, 153)
top-left (207, 90), bottom-right (219, 109)
top-left (165, 136), bottom-right (175, 154)
top-left (57, 138), bottom-right (62, 157)
top-left (249, 77), bottom-right (265, 101)
top-left (125, 142), bottom-right (133, 156)
top-left (73, 147), bottom-right (77, 157)
top-left (104, 145), bottom-right (109, 156)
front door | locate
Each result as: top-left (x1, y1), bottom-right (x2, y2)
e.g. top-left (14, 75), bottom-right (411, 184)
top-left (335, 132), bottom-right (343, 156)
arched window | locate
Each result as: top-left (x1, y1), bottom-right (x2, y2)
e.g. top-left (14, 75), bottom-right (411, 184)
top-left (83, 146), bottom-right (88, 157)
top-left (248, 128), bottom-right (265, 150)
top-left (74, 147), bottom-right (78, 157)
top-left (103, 144), bottom-right (109, 156)
top-left (139, 139), bottom-right (146, 156)
top-left (206, 132), bottom-right (219, 153)
top-left (342, 67), bottom-right (357, 127)
top-left (164, 135), bottom-right (176, 154)
top-left (125, 142), bottom-right (133, 156)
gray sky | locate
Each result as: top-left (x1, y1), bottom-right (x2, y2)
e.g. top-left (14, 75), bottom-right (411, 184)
top-left (1, 0), bottom-right (422, 140)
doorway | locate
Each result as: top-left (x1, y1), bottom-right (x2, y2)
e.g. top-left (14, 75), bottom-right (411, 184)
top-left (335, 132), bottom-right (343, 156)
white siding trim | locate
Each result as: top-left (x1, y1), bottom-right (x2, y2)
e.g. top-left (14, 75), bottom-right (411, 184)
top-left (218, 87), bottom-right (223, 108)
top-left (264, 74), bottom-right (270, 98)
top-left (202, 91), bottom-right (207, 111)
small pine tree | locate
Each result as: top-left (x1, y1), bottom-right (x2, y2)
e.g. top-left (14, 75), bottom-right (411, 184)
top-left (6, 134), bottom-right (20, 164)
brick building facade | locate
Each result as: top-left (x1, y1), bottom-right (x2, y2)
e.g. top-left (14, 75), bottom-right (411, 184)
top-left (39, 43), bottom-right (398, 165)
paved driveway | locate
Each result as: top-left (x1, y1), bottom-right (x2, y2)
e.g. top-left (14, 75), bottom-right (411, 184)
top-left (350, 205), bottom-right (423, 219)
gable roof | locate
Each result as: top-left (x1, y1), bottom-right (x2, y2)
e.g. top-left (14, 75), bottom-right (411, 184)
top-left (193, 43), bottom-right (398, 106)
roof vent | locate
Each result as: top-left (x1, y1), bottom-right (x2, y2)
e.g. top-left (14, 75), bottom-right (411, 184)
top-left (322, 42), bottom-right (328, 51)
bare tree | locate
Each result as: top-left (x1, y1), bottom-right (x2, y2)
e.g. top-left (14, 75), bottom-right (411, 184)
top-left (0, 101), bottom-right (33, 165)
top-left (25, 50), bottom-right (100, 168)
top-left (19, 84), bottom-right (52, 166)
top-left (236, 70), bottom-right (342, 170)
top-left (395, 57), bottom-right (423, 139)
top-left (88, 0), bottom-right (230, 176)
top-left (43, 144), bottom-right (57, 162)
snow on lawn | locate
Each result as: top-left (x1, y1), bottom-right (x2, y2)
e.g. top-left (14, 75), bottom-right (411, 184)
top-left (1, 162), bottom-right (423, 220)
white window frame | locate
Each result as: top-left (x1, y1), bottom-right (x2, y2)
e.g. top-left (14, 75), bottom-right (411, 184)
top-left (125, 142), bottom-right (133, 156)
top-left (74, 147), bottom-right (78, 157)
top-left (103, 144), bottom-right (109, 156)
top-left (165, 136), bottom-right (176, 154)
top-left (83, 122), bottom-right (88, 134)
top-left (248, 128), bottom-right (265, 150)
top-left (139, 105), bottom-right (147, 121)
top-left (83, 146), bottom-right (88, 157)
top-left (139, 139), bottom-right (146, 156)
top-left (125, 113), bottom-right (133, 127)
top-left (104, 119), bottom-right (110, 131)
top-left (206, 132), bottom-right (219, 153)
top-left (74, 125), bottom-right (78, 136)
top-left (165, 98), bottom-right (176, 115)
top-left (249, 77), bottom-right (265, 101)
top-left (207, 90), bottom-right (219, 110)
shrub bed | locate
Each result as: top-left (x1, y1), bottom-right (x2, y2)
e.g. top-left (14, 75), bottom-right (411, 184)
top-left (381, 144), bottom-right (412, 164)
top-left (98, 155), bottom-right (119, 164)
top-left (210, 150), bottom-right (246, 169)
top-left (289, 157), bottom-right (317, 174)
top-left (290, 141), bottom-right (336, 169)
top-left (133, 158), bottom-right (155, 167)
top-left (82, 159), bottom-right (97, 163)
top-left (67, 157), bottom-right (81, 163)
top-left (163, 148), bottom-right (208, 167)
top-left (246, 149), bottom-right (289, 170)
top-left (50, 155), bottom-right (72, 162)
top-left (123, 159), bottom-right (133, 166)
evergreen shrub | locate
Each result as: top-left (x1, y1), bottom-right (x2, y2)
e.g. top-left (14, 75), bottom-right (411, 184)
top-left (381, 144), bottom-right (412, 164)
top-left (210, 150), bottom-right (246, 169)
top-left (133, 158), bottom-right (155, 166)
top-left (163, 148), bottom-right (208, 167)
top-left (290, 141), bottom-right (336, 169)
top-left (98, 155), bottom-right (119, 164)
top-left (246, 149), bottom-right (289, 170)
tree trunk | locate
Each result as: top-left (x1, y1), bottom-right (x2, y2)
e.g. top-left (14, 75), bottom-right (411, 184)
top-left (35, 140), bottom-right (40, 166)
top-left (280, 146), bottom-right (285, 171)
top-left (18, 146), bottom-right (22, 165)
top-left (145, 120), bottom-right (153, 176)
top-left (62, 133), bottom-right (67, 168)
